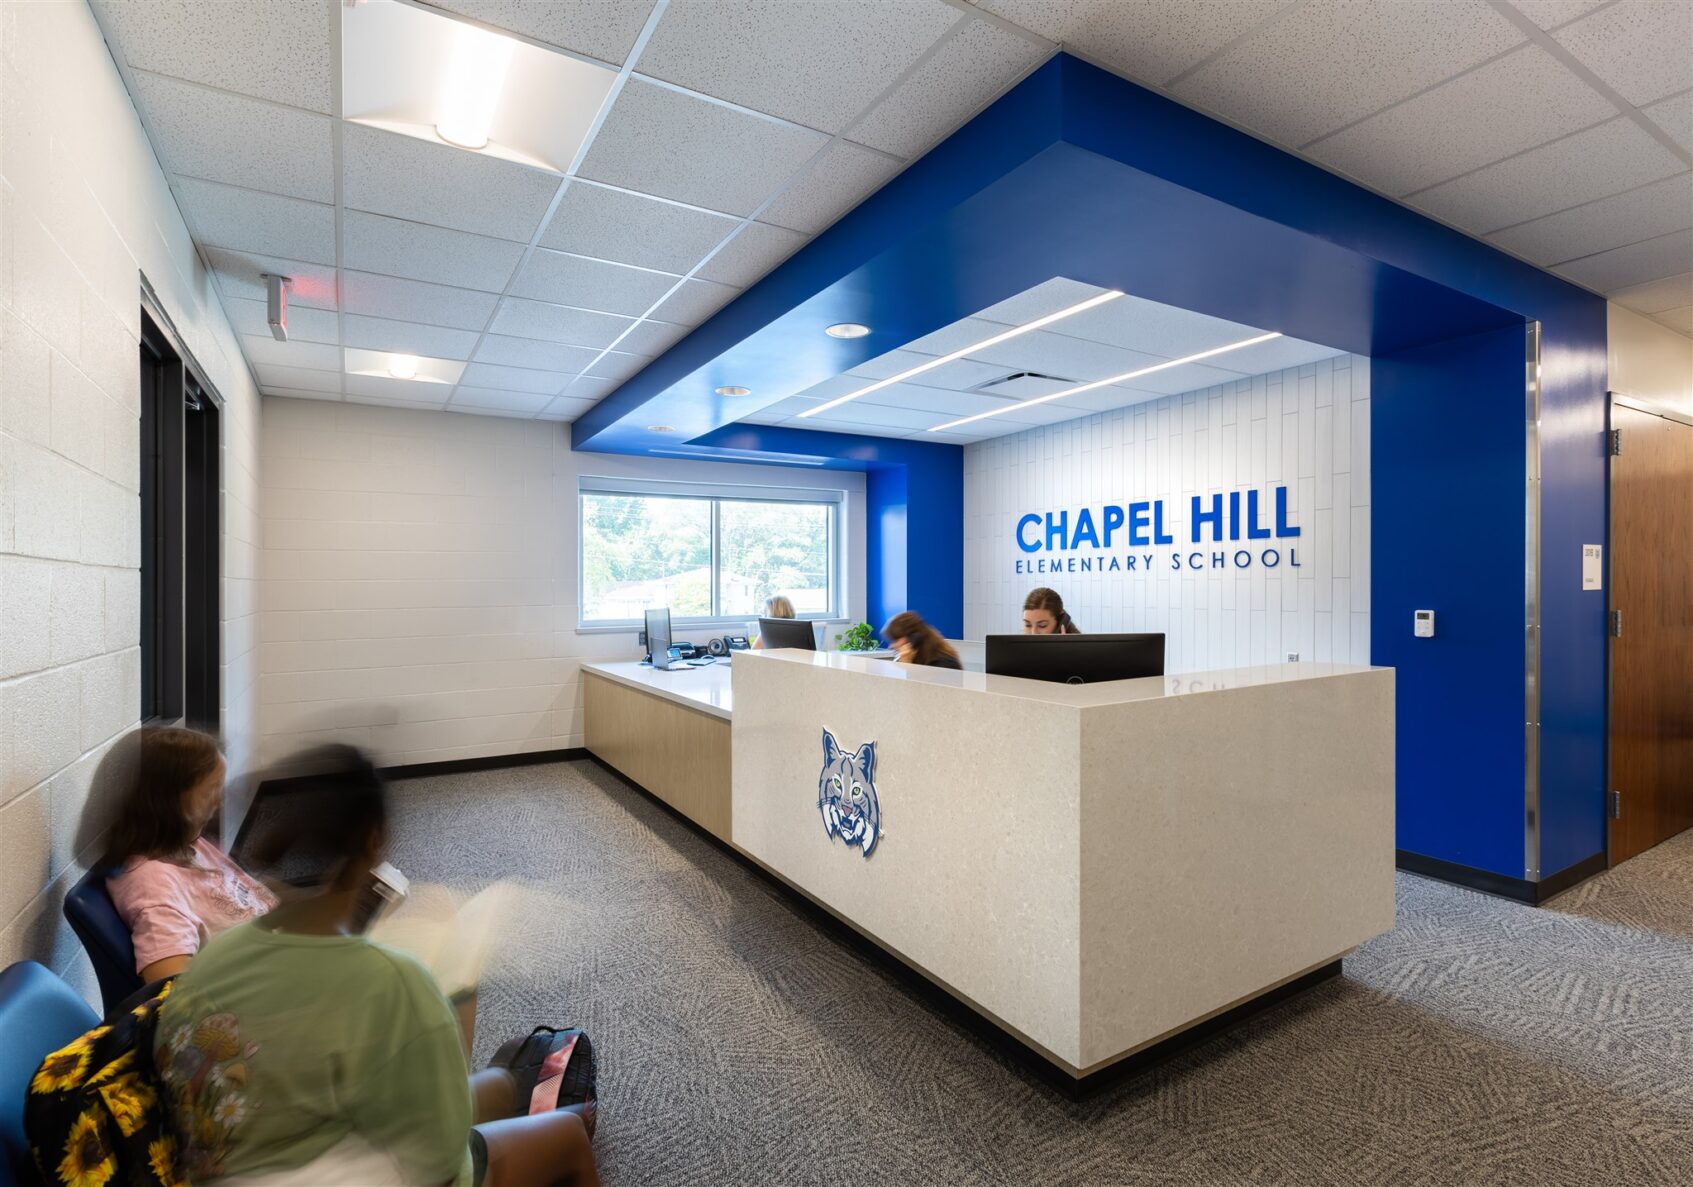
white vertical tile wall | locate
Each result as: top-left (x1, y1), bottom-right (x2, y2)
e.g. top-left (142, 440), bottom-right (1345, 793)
top-left (0, 2), bottom-right (263, 1001)
top-left (257, 397), bottom-right (865, 769)
top-left (964, 355), bottom-right (1370, 671)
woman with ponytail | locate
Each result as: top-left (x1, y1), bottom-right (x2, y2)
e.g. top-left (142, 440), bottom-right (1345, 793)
top-left (1021, 587), bottom-right (1081, 635)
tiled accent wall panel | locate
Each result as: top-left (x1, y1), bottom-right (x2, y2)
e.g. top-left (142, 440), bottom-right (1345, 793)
top-left (258, 397), bottom-right (865, 769)
top-left (0, 3), bottom-right (263, 1001)
top-left (964, 355), bottom-right (1370, 672)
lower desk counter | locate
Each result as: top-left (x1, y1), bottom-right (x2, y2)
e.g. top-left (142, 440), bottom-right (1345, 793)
top-left (582, 661), bottom-right (732, 842)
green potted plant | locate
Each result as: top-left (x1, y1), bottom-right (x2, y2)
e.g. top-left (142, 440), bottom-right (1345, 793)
top-left (834, 622), bottom-right (878, 652)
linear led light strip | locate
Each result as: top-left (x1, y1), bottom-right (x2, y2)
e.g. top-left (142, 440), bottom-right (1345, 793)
top-left (797, 290), bottom-right (1125, 419)
top-left (929, 332), bottom-right (1284, 432)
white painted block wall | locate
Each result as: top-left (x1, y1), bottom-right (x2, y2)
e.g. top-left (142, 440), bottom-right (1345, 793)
top-left (0, 2), bottom-right (262, 999)
top-left (964, 355), bottom-right (1370, 672)
top-left (258, 396), bottom-right (865, 769)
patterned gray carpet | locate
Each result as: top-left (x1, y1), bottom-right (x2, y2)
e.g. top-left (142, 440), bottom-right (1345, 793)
top-left (375, 760), bottom-right (1693, 1187)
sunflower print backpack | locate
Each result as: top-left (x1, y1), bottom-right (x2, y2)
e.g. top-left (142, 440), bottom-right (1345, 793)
top-left (25, 979), bottom-right (186, 1187)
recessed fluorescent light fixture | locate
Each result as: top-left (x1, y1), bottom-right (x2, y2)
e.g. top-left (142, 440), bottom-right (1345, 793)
top-left (929, 332), bottom-right (1283, 432)
top-left (714, 385), bottom-right (752, 397)
top-left (798, 291), bottom-right (1123, 419)
top-left (342, 0), bottom-right (617, 173)
top-left (825, 323), bottom-right (870, 339)
top-left (344, 348), bottom-right (465, 386)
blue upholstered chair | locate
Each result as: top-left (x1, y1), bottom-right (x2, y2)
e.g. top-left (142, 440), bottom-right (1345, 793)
top-left (63, 866), bottom-right (141, 1016)
top-left (0, 961), bottom-right (100, 1187)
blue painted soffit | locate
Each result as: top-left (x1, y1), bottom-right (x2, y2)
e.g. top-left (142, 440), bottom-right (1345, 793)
top-left (571, 53), bottom-right (1581, 461)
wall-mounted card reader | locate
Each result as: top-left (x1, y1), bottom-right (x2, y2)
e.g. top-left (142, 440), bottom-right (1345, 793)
top-left (1414, 609), bottom-right (1435, 638)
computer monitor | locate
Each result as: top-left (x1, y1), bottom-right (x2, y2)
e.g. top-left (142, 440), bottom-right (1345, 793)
top-left (644, 607), bottom-right (674, 668)
top-left (759, 617), bottom-right (817, 651)
top-left (984, 633), bottom-right (1165, 685)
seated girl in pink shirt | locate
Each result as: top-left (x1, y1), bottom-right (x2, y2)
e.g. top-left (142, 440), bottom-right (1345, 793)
top-left (106, 726), bottom-right (278, 982)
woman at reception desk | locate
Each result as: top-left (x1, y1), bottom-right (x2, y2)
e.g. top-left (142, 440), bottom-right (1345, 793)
top-left (584, 636), bottom-right (1395, 1093)
top-left (882, 611), bottom-right (962, 670)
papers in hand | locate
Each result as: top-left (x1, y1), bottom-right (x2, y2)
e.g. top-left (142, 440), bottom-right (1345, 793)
top-left (368, 876), bottom-right (514, 1001)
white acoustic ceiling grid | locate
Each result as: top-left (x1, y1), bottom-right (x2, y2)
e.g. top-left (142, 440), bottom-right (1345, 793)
top-left (88, 0), bottom-right (1688, 430)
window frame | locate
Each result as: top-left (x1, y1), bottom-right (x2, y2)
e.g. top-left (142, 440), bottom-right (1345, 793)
top-left (576, 477), bottom-right (844, 630)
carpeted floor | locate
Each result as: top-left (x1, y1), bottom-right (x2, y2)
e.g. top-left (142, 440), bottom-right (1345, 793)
top-left (373, 759), bottom-right (1693, 1187)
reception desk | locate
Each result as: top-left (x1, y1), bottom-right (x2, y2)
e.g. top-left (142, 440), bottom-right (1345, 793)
top-left (585, 650), bottom-right (1395, 1088)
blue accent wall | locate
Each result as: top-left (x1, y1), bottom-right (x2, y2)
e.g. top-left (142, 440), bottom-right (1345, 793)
top-left (573, 54), bottom-right (1609, 882)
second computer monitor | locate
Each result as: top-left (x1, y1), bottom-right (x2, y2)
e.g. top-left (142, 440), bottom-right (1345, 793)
top-left (644, 607), bottom-right (674, 667)
top-left (984, 633), bottom-right (1165, 685)
top-left (759, 617), bottom-right (817, 650)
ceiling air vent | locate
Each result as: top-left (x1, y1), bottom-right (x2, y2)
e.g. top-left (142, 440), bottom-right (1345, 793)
top-left (969, 371), bottom-right (1078, 399)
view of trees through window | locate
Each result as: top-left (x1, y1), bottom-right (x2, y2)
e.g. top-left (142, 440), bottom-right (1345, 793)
top-left (581, 491), bottom-right (833, 622)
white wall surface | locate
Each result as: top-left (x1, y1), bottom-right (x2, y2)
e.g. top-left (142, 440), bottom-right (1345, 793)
top-left (258, 396), bottom-right (864, 769)
top-left (964, 355), bottom-right (1370, 672)
top-left (1609, 303), bottom-right (1692, 417)
top-left (0, 1), bottom-right (262, 999)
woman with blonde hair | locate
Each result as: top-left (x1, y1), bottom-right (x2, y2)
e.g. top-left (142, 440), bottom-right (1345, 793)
top-left (1022, 587), bottom-right (1081, 634)
top-left (882, 611), bottom-right (962, 670)
top-left (753, 594), bottom-right (796, 649)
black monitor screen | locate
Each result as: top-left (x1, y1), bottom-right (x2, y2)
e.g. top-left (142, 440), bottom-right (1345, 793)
top-left (644, 608), bottom-right (672, 664)
top-left (759, 617), bottom-right (817, 651)
top-left (984, 633), bottom-right (1165, 685)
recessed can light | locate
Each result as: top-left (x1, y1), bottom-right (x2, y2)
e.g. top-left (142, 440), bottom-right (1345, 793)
top-left (715, 385), bottom-right (752, 397)
top-left (647, 425), bottom-right (674, 433)
top-left (387, 354), bottom-right (419, 379)
top-left (825, 322), bottom-right (870, 339)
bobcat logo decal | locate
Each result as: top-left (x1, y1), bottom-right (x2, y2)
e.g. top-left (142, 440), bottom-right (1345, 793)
top-left (817, 728), bottom-right (881, 857)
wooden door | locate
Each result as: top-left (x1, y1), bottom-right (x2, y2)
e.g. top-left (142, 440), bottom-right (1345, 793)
top-left (1609, 402), bottom-right (1693, 865)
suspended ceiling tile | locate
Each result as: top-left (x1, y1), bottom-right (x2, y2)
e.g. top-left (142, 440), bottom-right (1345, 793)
top-left (1650, 304), bottom-right (1692, 334)
top-left (902, 317), bottom-right (1013, 356)
top-left (343, 394), bottom-right (449, 412)
top-left (509, 249), bottom-right (679, 317)
top-left (654, 277), bottom-right (739, 326)
top-left (537, 395), bottom-right (600, 421)
top-left (637, 0), bottom-right (959, 134)
top-left (1487, 173), bottom-right (1693, 265)
top-left (340, 270), bottom-right (499, 331)
top-left (344, 374), bottom-right (454, 403)
top-left (1306, 45), bottom-right (1617, 196)
top-left (429, 0), bottom-right (657, 67)
top-left (851, 19), bottom-right (1050, 160)
top-left (539, 181), bottom-right (738, 274)
top-left (1608, 270), bottom-right (1693, 313)
top-left (88, 0), bottom-right (332, 112)
top-left (1197, 337), bottom-right (1345, 375)
top-left (126, 71), bottom-right (334, 203)
top-left (450, 387), bottom-right (556, 413)
top-left (976, 0), bottom-right (1278, 88)
top-left (579, 79), bottom-right (829, 217)
top-left (799, 402), bottom-right (945, 431)
top-left (613, 318), bottom-right (690, 356)
top-left (240, 334), bottom-right (340, 372)
top-left (966, 330), bottom-right (1166, 381)
top-left (488, 297), bottom-right (635, 347)
top-left (1044, 294), bottom-right (1261, 356)
top-left (1115, 361), bottom-right (1259, 395)
top-left (1170, 0), bottom-right (1526, 147)
top-left (224, 297), bottom-right (339, 344)
top-left (1552, 0), bottom-right (1693, 107)
top-left (202, 248), bottom-right (338, 310)
top-left (1553, 228), bottom-right (1693, 293)
top-left (262, 388), bottom-right (341, 403)
top-left (458, 362), bottom-right (569, 396)
top-left (1409, 117), bottom-right (1684, 235)
top-left (340, 314), bottom-right (482, 360)
top-left (173, 177), bottom-right (336, 265)
top-left (847, 352), bottom-right (1009, 390)
top-left (255, 363), bottom-right (341, 394)
top-left (1643, 92), bottom-right (1693, 154)
top-left (473, 335), bottom-right (608, 372)
top-left (1503, 0), bottom-right (1611, 31)
top-left (582, 350), bottom-right (653, 382)
top-left (759, 140), bottom-right (904, 234)
top-left (854, 384), bottom-right (1054, 422)
top-left (341, 123), bottom-right (559, 243)
top-left (696, 221), bottom-right (807, 287)
top-left (973, 278), bottom-right (1111, 327)
top-left (563, 376), bottom-right (622, 402)
top-left (342, 211), bottom-right (526, 293)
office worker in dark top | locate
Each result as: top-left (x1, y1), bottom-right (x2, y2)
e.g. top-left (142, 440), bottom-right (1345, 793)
top-left (1022, 586), bottom-right (1081, 634)
top-left (883, 611), bottom-right (963, 670)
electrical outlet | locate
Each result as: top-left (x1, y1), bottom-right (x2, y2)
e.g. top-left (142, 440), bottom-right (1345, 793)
top-left (1286, 652), bottom-right (1299, 662)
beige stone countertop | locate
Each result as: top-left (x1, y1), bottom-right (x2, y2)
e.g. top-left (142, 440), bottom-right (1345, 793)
top-left (745, 648), bottom-right (1388, 708)
top-left (582, 659), bottom-right (734, 719)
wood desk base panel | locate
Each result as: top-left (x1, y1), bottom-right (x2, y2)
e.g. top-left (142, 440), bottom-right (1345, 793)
top-left (584, 671), bottom-right (731, 842)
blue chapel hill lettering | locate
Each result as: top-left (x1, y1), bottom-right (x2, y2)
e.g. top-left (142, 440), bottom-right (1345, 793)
top-left (1015, 485), bottom-right (1299, 552)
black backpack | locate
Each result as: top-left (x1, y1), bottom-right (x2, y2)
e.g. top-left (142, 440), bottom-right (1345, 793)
top-left (488, 1026), bottom-right (596, 1112)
